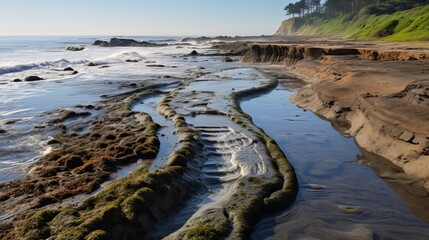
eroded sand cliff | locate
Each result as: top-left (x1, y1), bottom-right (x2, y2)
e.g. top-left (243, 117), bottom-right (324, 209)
top-left (243, 41), bottom-right (429, 188)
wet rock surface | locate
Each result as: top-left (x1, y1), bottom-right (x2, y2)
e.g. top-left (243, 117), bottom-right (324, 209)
top-left (93, 38), bottom-right (168, 47)
top-left (63, 67), bottom-right (75, 71)
top-left (0, 57), bottom-right (297, 240)
top-left (24, 76), bottom-right (44, 82)
top-left (0, 83), bottom-right (169, 239)
top-left (66, 46), bottom-right (85, 51)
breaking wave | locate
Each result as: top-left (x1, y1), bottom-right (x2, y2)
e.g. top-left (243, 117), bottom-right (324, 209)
top-left (0, 51), bottom-right (144, 75)
top-left (0, 59), bottom-right (89, 75)
top-left (92, 51), bottom-right (144, 65)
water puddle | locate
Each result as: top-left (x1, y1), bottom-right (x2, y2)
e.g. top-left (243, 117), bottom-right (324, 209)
top-left (131, 94), bottom-right (179, 172)
top-left (242, 76), bottom-right (429, 239)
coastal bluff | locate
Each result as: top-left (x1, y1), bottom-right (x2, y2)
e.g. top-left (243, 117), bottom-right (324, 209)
top-left (243, 42), bottom-right (429, 186)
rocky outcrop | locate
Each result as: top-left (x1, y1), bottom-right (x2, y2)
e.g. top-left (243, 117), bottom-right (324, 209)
top-left (93, 38), bottom-right (167, 47)
top-left (66, 46), bottom-right (84, 51)
top-left (183, 50), bottom-right (200, 56)
top-left (242, 43), bottom-right (427, 64)
top-left (223, 57), bottom-right (233, 62)
top-left (24, 76), bottom-right (44, 82)
top-left (63, 67), bottom-right (74, 71)
top-left (242, 44), bottom-right (324, 64)
top-left (212, 41), bottom-right (250, 56)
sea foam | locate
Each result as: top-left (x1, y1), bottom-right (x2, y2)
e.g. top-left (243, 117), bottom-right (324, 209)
top-left (0, 51), bottom-right (144, 75)
top-left (92, 51), bottom-right (144, 65)
top-left (0, 59), bottom-right (89, 75)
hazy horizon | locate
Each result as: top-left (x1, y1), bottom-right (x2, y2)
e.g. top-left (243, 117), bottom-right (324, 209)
top-left (0, 0), bottom-right (295, 36)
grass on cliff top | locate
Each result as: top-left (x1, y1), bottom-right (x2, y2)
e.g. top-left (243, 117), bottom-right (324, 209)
top-left (279, 4), bottom-right (429, 41)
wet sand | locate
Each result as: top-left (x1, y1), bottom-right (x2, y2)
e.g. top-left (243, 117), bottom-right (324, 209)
top-left (243, 39), bottom-right (429, 195)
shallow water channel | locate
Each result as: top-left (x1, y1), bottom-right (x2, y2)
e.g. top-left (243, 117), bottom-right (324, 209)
top-left (132, 93), bottom-right (178, 172)
top-left (242, 75), bottom-right (429, 239)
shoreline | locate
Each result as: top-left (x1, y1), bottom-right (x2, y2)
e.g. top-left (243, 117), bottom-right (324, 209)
top-left (0, 41), bottom-right (298, 239)
top-left (1, 35), bottom-right (429, 239)
top-left (241, 39), bottom-right (429, 200)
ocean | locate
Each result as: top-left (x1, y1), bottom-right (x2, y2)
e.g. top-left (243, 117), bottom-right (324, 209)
top-left (0, 36), bottom-right (192, 182)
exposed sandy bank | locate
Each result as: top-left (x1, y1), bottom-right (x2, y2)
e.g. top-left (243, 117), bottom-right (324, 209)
top-left (243, 41), bottom-right (429, 190)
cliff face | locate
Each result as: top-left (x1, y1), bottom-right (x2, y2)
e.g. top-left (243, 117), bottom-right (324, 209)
top-left (242, 43), bottom-right (428, 64)
top-left (275, 18), bottom-right (304, 36)
top-left (242, 44), bottom-right (324, 64)
top-left (243, 42), bottom-right (429, 184)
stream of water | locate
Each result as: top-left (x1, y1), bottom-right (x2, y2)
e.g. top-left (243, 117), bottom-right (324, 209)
top-left (242, 75), bottom-right (429, 240)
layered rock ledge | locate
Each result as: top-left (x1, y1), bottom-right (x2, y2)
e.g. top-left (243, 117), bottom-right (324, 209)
top-left (243, 43), bottom-right (428, 63)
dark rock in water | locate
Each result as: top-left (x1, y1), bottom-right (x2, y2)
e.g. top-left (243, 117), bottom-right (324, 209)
top-left (182, 50), bottom-right (200, 57)
top-left (0, 129), bottom-right (6, 134)
top-left (125, 59), bottom-right (139, 63)
top-left (99, 65), bottom-right (109, 68)
top-left (93, 40), bottom-right (106, 46)
top-left (212, 41), bottom-right (249, 56)
top-left (47, 139), bottom-right (61, 145)
top-left (93, 38), bottom-right (167, 47)
top-left (11, 79), bottom-right (22, 82)
top-left (84, 104), bottom-right (95, 109)
top-left (5, 119), bottom-right (19, 125)
top-left (63, 67), bottom-right (74, 71)
top-left (223, 57), bottom-right (233, 62)
top-left (146, 64), bottom-right (165, 68)
top-left (66, 46), bottom-right (84, 51)
top-left (72, 71), bottom-right (79, 75)
top-left (189, 50), bottom-right (199, 56)
top-left (24, 76), bottom-right (44, 82)
top-left (88, 62), bottom-right (98, 67)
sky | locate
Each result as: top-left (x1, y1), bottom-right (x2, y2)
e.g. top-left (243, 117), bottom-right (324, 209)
top-left (0, 0), bottom-right (295, 36)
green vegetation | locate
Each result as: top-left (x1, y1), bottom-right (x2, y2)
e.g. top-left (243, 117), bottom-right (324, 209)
top-left (184, 222), bottom-right (229, 240)
top-left (279, 0), bottom-right (429, 41)
top-left (15, 166), bottom-right (187, 240)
